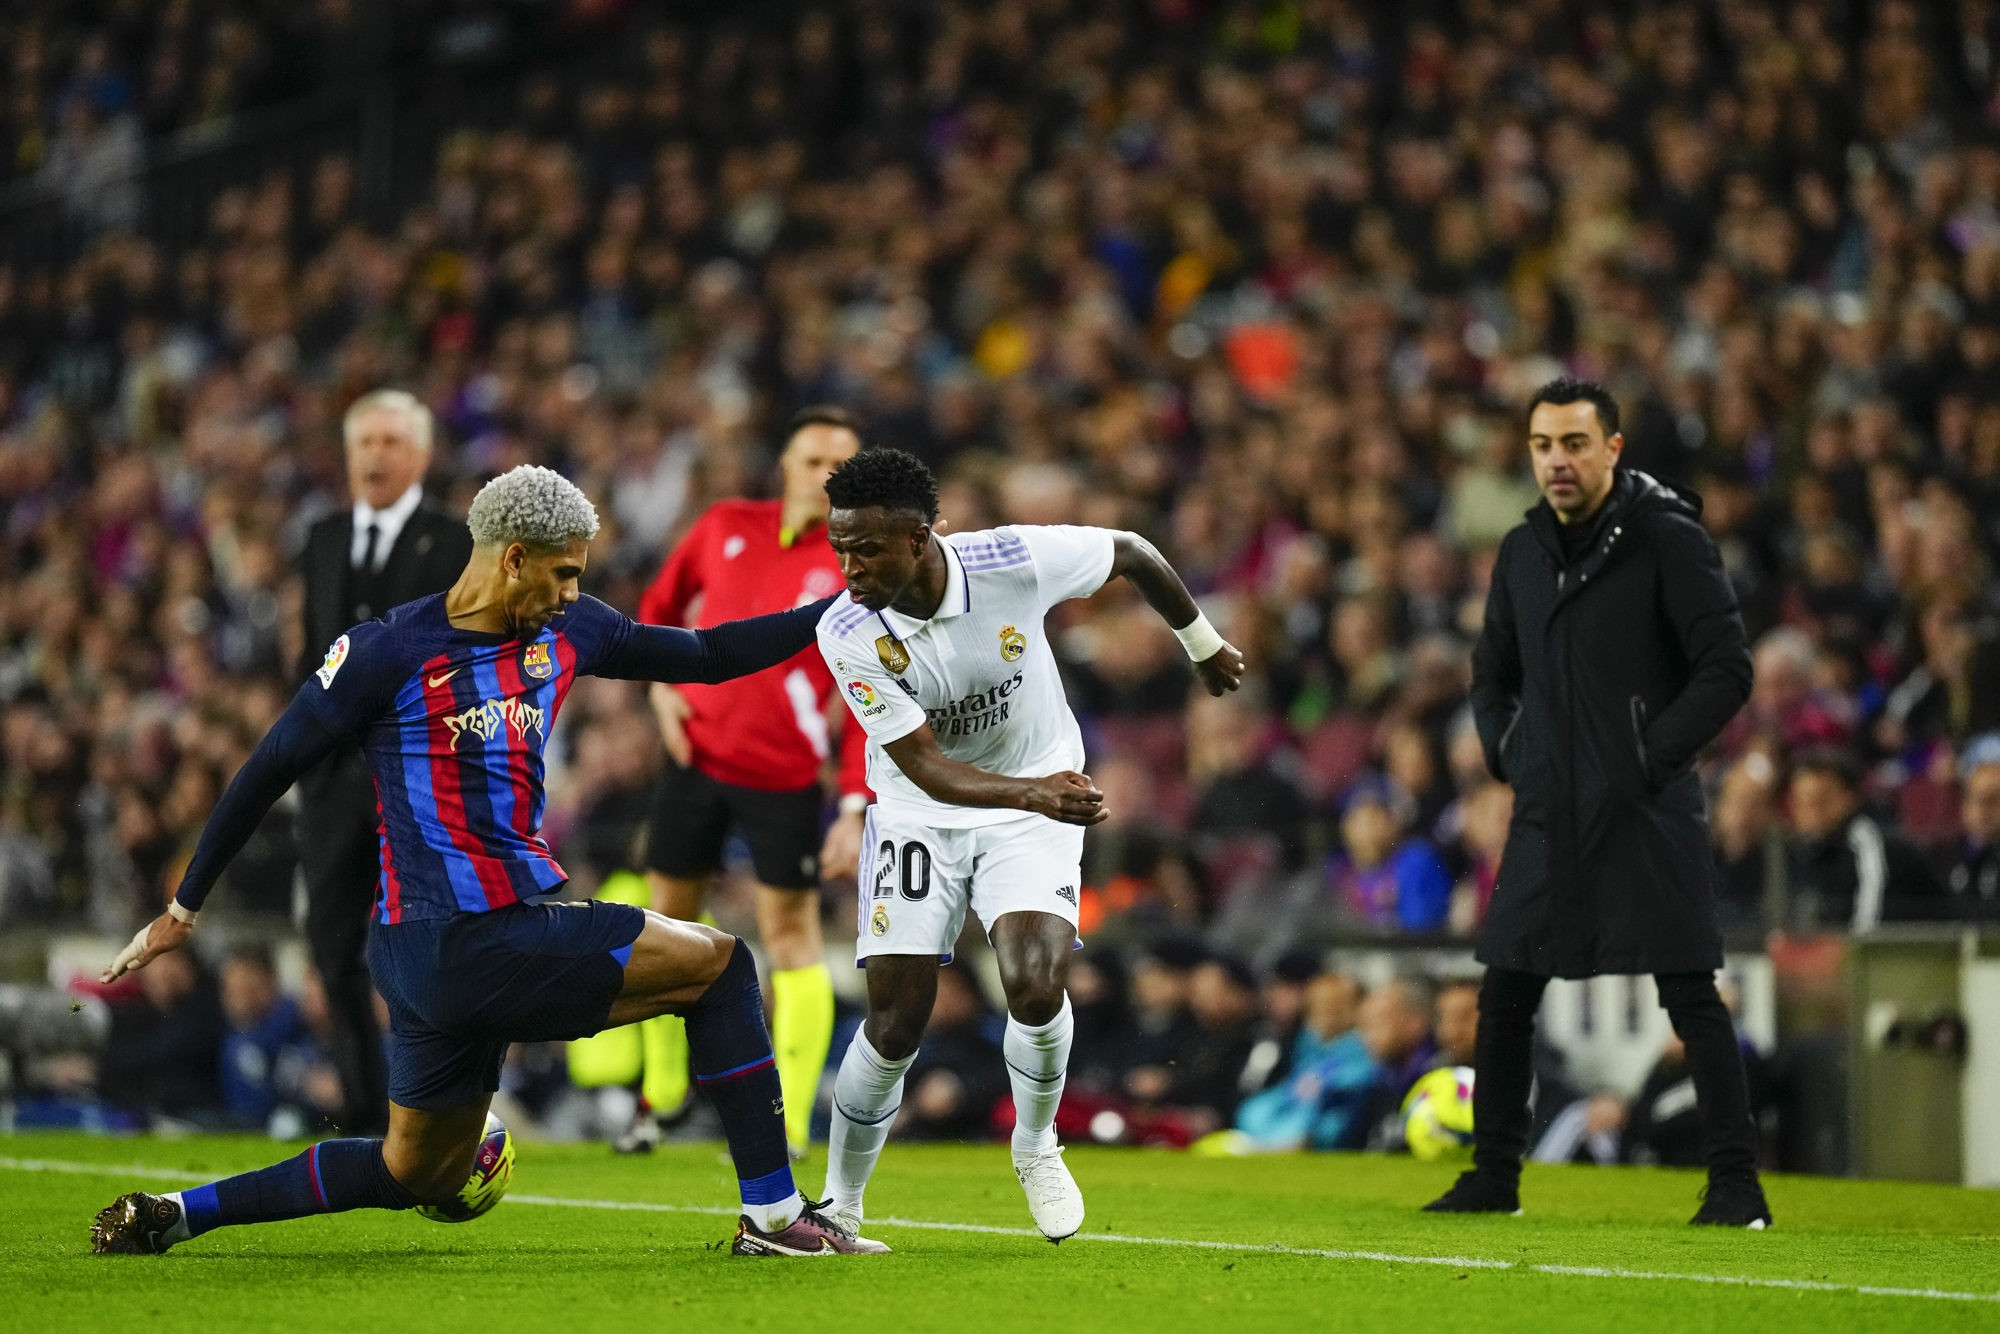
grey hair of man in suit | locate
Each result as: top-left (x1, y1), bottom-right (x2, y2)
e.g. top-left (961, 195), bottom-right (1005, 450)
top-left (343, 389), bottom-right (433, 510)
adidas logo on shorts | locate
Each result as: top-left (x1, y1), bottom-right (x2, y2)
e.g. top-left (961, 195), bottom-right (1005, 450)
top-left (1054, 885), bottom-right (1077, 906)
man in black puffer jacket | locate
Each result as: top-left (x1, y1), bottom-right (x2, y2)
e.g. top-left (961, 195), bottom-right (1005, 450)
top-left (1424, 378), bottom-right (1771, 1227)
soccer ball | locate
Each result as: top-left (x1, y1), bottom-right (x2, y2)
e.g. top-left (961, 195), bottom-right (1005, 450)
top-left (1401, 1066), bottom-right (1475, 1162)
top-left (416, 1111), bottom-right (516, 1223)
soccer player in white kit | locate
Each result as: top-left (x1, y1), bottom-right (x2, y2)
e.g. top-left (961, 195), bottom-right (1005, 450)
top-left (814, 449), bottom-right (1245, 1244)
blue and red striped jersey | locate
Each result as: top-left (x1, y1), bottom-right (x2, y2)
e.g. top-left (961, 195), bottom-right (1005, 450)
top-left (300, 592), bottom-right (605, 923)
top-left (169, 589), bottom-right (836, 926)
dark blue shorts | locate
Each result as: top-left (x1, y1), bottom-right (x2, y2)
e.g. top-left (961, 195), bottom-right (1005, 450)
top-left (367, 899), bottom-right (646, 1110)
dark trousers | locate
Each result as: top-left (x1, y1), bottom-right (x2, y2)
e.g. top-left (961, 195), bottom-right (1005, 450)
top-left (1472, 966), bottom-right (1758, 1183)
top-left (299, 752), bottom-right (390, 1136)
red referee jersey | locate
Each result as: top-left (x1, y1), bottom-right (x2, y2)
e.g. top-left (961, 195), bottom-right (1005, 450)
top-left (637, 499), bottom-right (868, 797)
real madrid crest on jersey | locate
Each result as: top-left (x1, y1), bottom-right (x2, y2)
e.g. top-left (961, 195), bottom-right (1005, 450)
top-left (876, 634), bottom-right (910, 674)
top-left (521, 640), bottom-right (554, 680)
top-left (870, 904), bottom-right (889, 937)
top-left (999, 624), bottom-right (1026, 661)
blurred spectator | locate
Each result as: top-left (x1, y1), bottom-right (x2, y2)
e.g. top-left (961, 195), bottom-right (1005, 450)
top-left (1712, 752), bottom-right (1788, 929)
top-left (1228, 971), bottom-right (1372, 1153)
top-left (1443, 779), bottom-right (1512, 935)
top-left (897, 966), bottom-right (1007, 1143)
top-left (1324, 780), bottom-right (1452, 933)
top-left (1237, 949), bottom-right (1324, 1096)
top-left (1785, 749), bottom-right (1943, 930)
top-left (1065, 949), bottom-right (1134, 1094)
top-left (1927, 735), bottom-right (2000, 920)
top-left (1431, 978), bottom-right (1478, 1068)
top-left (97, 949), bottom-right (224, 1120)
top-left (217, 946), bottom-right (339, 1132)
top-left (1127, 955), bottom-right (1260, 1135)
top-left (1356, 975), bottom-right (1438, 1151)
top-left (1117, 939), bottom-right (1202, 1095)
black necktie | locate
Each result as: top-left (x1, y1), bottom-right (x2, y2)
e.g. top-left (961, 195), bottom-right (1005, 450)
top-left (354, 521), bottom-right (381, 619)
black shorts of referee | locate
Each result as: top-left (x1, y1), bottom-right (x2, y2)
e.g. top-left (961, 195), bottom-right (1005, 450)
top-left (644, 757), bottom-right (823, 890)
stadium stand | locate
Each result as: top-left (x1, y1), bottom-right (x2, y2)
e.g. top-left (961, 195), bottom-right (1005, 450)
top-left (3, 0), bottom-right (2000, 1161)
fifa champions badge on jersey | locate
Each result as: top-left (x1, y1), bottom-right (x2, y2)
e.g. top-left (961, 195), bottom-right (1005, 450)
top-left (999, 624), bottom-right (1026, 661)
top-left (871, 904), bottom-right (890, 937)
top-left (876, 634), bottom-right (911, 674)
top-left (315, 634), bottom-right (350, 689)
top-left (521, 640), bottom-right (553, 680)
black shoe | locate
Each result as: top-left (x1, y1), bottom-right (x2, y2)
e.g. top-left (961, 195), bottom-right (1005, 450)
top-left (1690, 1174), bottom-right (1771, 1228)
top-left (1421, 1170), bottom-right (1521, 1215)
top-left (90, 1192), bottom-right (183, 1254)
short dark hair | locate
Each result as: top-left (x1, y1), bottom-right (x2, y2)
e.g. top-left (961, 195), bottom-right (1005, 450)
top-left (228, 943), bottom-right (277, 974)
top-left (824, 447), bottom-right (939, 521)
top-left (784, 403), bottom-right (861, 440)
top-left (1528, 377), bottom-right (1621, 437)
top-left (1792, 747), bottom-right (1860, 793)
top-left (1203, 954), bottom-right (1259, 994)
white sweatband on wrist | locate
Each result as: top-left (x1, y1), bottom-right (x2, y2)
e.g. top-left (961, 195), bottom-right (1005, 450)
top-left (838, 793), bottom-right (870, 816)
top-left (1173, 611), bottom-right (1227, 662)
top-left (167, 900), bottom-right (199, 926)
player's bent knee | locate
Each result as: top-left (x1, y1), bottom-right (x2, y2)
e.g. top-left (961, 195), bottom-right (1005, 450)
top-left (865, 1013), bottom-right (926, 1062)
top-left (1005, 980), bottom-right (1066, 1027)
top-left (996, 951), bottom-right (1069, 1026)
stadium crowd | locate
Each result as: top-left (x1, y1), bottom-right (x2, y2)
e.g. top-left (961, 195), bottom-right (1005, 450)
top-left (3, 1), bottom-right (2000, 1154)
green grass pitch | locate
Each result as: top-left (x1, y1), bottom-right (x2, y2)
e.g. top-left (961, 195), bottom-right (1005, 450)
top-left (4, 1133), bottom-right (1998, 1332)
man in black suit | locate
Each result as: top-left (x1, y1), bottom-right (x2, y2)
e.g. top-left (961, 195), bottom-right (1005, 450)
top-left (298, 389), bottom-right (472, 1134)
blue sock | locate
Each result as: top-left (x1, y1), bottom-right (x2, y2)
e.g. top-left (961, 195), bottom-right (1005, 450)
top-left (174, 1139), bottom-right (415, 1237)
top-left (689, 940), bottom-right (800, 1226)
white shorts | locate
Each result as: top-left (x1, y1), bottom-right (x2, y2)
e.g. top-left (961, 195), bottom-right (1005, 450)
top-left (854, 805), bottom-right (1084, 962)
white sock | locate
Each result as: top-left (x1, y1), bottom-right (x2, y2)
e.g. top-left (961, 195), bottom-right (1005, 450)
top-left (159, 1191), bottom-right (193, 1244)
top-left (743, 1192), bottom-right (806, 1233)
top-left (824, 1030), bottom-right (913, 1219)
top-left (1005, 996), bottom-right (1072, 1158)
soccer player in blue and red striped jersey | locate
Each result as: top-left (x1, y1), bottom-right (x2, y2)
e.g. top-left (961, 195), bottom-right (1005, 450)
top-left (88, 465), bottom-right (889, 1258)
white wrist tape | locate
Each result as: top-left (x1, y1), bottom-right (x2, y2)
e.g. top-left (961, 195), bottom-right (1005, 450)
top-left (105, 902), bottom-right (197, 981)
top-left (838, 793), bottom-right (870, 816)
top-left (1173, 611), bottom-right (1227, 662)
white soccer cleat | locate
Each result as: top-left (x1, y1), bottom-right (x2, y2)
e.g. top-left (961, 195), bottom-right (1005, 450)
top-left (1013, 1146), bottom-right (1085, 1242)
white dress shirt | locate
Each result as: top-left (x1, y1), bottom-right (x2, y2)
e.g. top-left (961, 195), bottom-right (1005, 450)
top-left (350, 483), bottom-right (424, 571)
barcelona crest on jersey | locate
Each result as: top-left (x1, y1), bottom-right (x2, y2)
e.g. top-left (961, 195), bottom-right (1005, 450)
top-left (521, 640), bottom-right (554, 680)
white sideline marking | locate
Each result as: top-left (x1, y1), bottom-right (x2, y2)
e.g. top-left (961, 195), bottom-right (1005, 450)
top-left (7, 1155), bottom-right (1997, 1304)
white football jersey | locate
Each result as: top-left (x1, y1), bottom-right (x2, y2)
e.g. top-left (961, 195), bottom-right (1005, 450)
top-left (818, 525), bottom-right (1116, 828)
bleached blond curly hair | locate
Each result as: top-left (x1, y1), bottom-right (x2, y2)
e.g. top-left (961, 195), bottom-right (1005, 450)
top-left (466, 465), bottom-right (600, 551)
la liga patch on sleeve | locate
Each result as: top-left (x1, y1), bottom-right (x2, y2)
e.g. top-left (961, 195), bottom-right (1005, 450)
top-left (316, 634), bottom-right (350, 689)
top-left (846, 680), bottom-right (888, 716)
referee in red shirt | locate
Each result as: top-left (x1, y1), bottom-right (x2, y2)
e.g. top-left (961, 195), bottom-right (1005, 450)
top-left (631, 406), bottom-right (869, 1154)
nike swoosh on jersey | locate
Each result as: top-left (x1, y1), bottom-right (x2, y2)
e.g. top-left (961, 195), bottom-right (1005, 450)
top-left (428, 668), bottom-right (461, 687)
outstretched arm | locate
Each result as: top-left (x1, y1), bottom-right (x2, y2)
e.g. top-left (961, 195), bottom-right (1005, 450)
top-left (881, 724), bottom-right (1107, 825)
top-left (594, 595), bottom-right (841, 684)
top-left (1107, 531), bottom-right (1246, 696)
